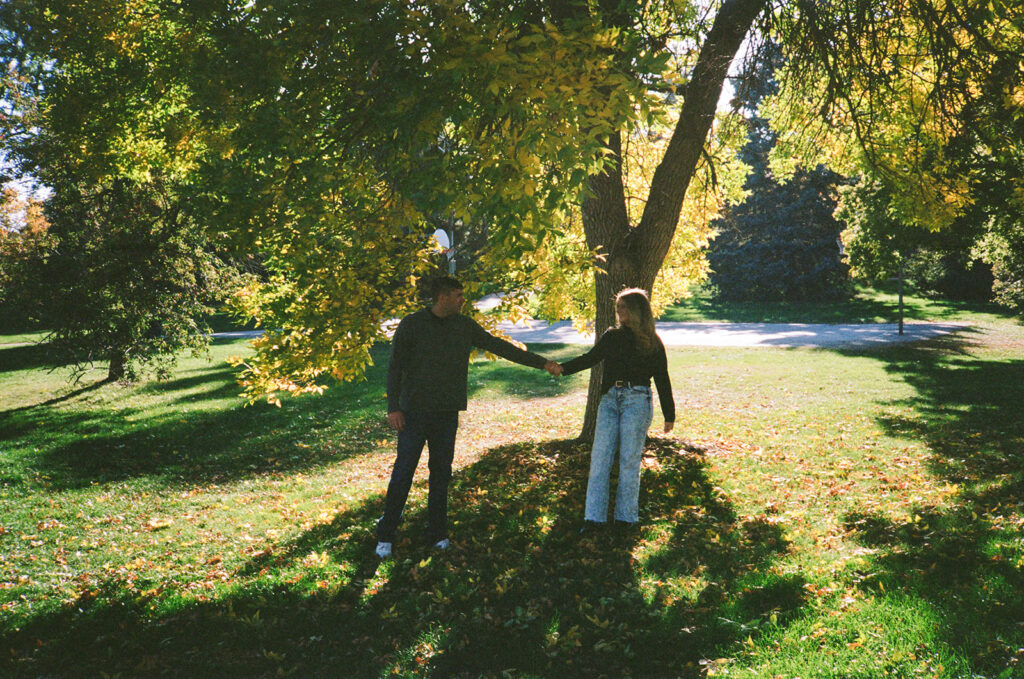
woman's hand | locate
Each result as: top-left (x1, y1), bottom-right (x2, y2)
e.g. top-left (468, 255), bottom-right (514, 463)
top-left (663, 421), bottom-right (674, 433)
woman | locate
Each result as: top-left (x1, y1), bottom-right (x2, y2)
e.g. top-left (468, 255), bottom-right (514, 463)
top-left (560, 288), bottom-right (675, 532)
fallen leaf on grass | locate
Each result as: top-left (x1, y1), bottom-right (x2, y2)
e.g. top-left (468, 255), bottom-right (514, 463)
top-left (143, 518), bottom-right (174, 531)
top-left (301, 551), bottom-right (330, 568)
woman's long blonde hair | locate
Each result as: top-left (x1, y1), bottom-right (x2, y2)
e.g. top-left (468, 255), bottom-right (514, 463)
top-left (616, 288), bottom-right (658, 354)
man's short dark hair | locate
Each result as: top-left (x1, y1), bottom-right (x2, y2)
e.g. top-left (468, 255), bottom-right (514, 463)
top-left (429, 276), bottom-right (463, 301)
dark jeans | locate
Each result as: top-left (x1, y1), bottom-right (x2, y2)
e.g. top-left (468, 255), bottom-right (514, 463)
top-left (376, 411), bottom-right (459, 543)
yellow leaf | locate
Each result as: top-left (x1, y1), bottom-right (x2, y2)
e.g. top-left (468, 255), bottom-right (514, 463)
top-left (143, 518), bottom-right (173, 531)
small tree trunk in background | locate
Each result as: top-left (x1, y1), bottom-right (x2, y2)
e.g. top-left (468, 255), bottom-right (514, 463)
top-left (108, 349), bottom-right (126, 381)
top-left (897, 257), bottom-right (905, 335)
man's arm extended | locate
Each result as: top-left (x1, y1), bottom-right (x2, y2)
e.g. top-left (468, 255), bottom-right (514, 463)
top-left (469, 320), bottom-right (549, 370)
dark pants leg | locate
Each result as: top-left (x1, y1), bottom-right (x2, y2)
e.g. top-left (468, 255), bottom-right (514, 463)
top-left (376, 411), bottom-right (458, 543)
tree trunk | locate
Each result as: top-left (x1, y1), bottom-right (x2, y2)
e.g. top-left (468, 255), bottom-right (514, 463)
top-left (578, 130), bottom-right (633, 441)
top-left (577, 0), bottom-right (768, 441)
top-left (108, 348), bottom-right (127, 382)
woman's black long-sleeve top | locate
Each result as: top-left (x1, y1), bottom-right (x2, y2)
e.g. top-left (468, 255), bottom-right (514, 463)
top-left (561, 327), bottom-right (675, 423)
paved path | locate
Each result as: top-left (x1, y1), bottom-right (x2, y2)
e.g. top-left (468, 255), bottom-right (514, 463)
top-left (493, 320), bottom-right (967, 347)
top-left (215, 320), bottom-right (968, 348)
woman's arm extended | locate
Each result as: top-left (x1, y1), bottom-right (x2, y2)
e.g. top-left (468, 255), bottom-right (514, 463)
top-left (560, 329), bottom-right (614, 376)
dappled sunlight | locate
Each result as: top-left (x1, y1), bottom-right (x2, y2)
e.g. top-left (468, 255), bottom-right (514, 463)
top-left (841, 505), bottom-right (1024, 674)
top-left (837, 338), bottom-right (1024, 674)
top-left (4, 326), bottom-right (1023, 676)
top-left (2, 436), bottom-right (801, 677)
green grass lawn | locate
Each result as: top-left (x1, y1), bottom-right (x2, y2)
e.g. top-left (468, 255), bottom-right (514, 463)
top-left (2, 293), bottom-right (1023, 678)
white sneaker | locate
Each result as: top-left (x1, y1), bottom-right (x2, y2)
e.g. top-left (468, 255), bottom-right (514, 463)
top-left (432, 538), bottom-right (450, 551)
top-left (375, 541), bottom-right (392, 559)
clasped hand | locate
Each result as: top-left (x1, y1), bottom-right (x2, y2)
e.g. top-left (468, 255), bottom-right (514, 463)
top-left (544, 360), bottom-right (563, 377)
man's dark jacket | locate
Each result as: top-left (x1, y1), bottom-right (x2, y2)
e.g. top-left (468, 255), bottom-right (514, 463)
top-left (387, 308), bottom-right (548, 413)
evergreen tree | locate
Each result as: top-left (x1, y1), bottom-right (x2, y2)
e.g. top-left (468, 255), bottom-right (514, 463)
top-left (709, 45), bottom-right (850, 302)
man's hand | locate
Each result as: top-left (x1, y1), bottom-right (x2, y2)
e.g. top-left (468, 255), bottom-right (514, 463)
top-left (544, 360), bottom-right (563, 377)
top-left (663, 421), bottom-right (674, 434)
top-left (388, 411), bottom-right (405, 432)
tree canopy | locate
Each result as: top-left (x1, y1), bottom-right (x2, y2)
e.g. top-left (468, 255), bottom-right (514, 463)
top-left (767, 0), bottom-right (1024, 306)
top-left (0, 1), bottom-right (239, 380)
top-left (2, 0), bottom-right (1021, 421)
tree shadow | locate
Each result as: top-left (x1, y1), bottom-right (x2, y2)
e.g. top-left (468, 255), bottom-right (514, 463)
top-left (0, 344), bottom-right (398, 490)
top-left (2, 378), bottom-right (111, 415)
top-left (135, 363), bottom-right (240, 395)
top-left (837, 337), bottom-right (1024, 675)
top-left (2, 437), bottom-right (804, 678)
top-left (3, 387), bottom-right (391, 494)
top-left (0, 341), bottom-right (62, 373)
top-left (1, 340), bottom-right (578, 493)
top-left (22, 403), bottom-right (392, 491)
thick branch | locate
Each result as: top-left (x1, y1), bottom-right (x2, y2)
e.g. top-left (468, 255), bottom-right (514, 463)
top-left (581, 130), bottom-right (630, 274)
top-left (635, 0), bottom-right (769, 282)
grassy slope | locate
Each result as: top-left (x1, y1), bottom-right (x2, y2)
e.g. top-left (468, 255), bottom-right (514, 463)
top-left (1, 292), bottom-right (1022, 678)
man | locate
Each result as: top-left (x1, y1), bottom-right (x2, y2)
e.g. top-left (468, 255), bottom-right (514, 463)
top-left (376, 276), bottom-right (561, 558)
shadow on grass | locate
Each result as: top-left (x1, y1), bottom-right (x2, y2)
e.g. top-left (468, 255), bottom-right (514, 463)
top-left (133, 363), bottom-right (250, 403)
top-left (1, 341), bottom-right (580, 494)
top-left (465, 344), bottom-right (580, 400)
top-left (0, 349), bottom-right (394, 490)
top-left (3, 379), bottom-right (112, 415)
top-left (23, 398), bottom-right (393, 491)
top-left (839, 338), bottom-right (1024, 675)
top-left (2, 438), bottom-right (804, 678)
top-left (0, 341), bottom-right (62, 373)
top-left (467, 364), bottom-right (576, 400)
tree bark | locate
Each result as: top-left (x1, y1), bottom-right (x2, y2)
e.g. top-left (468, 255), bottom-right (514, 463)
top-left (108, 348), bottom-right (127, 382)
top-left (578, 131), bottom-right (632, 441)
top-left (577, 0), bottom-right (768, 441)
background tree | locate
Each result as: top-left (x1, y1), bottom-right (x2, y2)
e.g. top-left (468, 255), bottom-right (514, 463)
top-left (708, 43), bottom-right (849, 303)
top-left (980, 222), bottom-right (1024, 313)
top-left (28, 176), bottom-right (238, 382)
top-left (766, 0), bottom-right (1023, 309)
top-left (0, 185), bottom-right (49, 333)
top-left (0, 0), bottom-right (241, 381)
top-left (709, 166), bottom-right (849, 302)
top-left (838, 176), bottom-right (993, 301)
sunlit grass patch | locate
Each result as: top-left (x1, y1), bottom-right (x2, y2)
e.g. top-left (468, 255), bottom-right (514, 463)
top-left (720, 593), bottom-right (973, 678)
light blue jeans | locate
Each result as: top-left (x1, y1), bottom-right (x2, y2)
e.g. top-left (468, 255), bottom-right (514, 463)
top-left (585, 385), bottom-right (653, 524)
